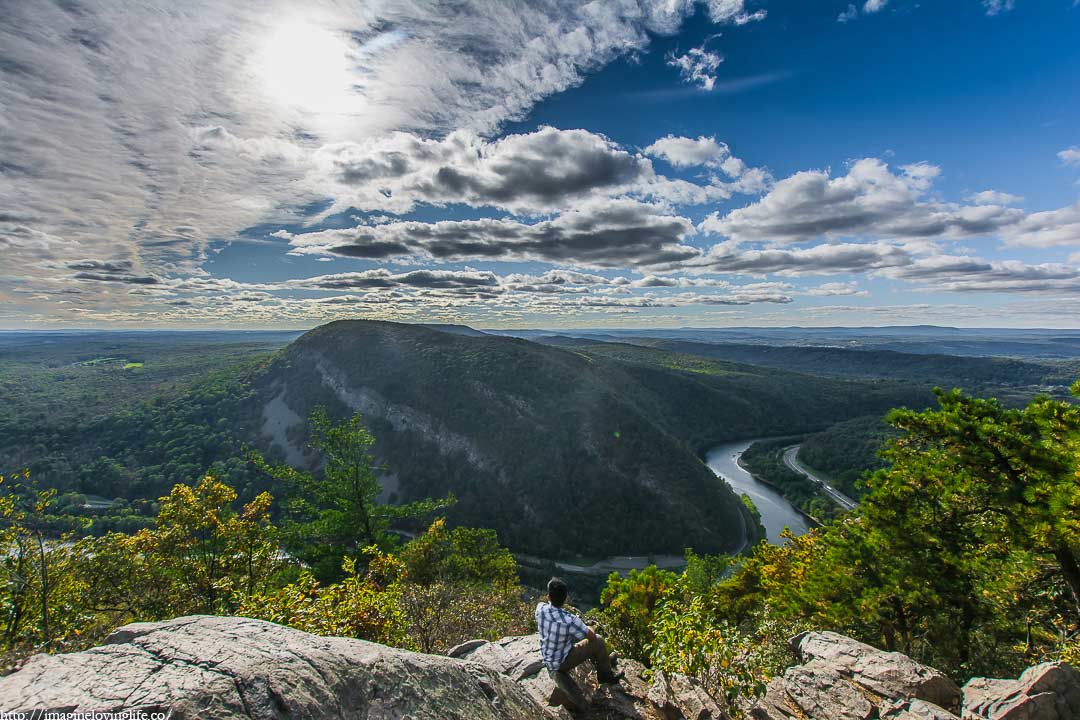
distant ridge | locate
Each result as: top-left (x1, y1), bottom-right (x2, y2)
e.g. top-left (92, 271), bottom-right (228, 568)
top-left (416, 323), bottom-right (488, 337)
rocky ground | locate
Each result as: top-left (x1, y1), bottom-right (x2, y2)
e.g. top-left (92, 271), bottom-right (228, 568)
top-left (0, 615), bottom-right (1077, 720)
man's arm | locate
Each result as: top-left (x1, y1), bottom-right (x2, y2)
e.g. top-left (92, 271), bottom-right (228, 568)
top-left (568, 612), bottom-right (595, 641)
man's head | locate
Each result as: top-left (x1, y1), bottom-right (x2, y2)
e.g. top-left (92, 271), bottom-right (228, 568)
top-left (547, 577), bottom-right (569, 607)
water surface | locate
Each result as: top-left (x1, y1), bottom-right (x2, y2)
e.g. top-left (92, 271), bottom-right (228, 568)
top-left (705, 438), bottom-right (811, 544)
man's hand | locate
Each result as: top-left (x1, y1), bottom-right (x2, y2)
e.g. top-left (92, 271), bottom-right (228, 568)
top-left (585, 627), bottom-right (597, 641)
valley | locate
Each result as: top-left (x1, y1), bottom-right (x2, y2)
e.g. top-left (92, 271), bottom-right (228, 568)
top-left (5, 320), bottom-right (1071, 568)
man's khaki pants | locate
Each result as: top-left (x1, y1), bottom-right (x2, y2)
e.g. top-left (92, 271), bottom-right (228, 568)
top-left (558, 633), bottom-right (613, 676)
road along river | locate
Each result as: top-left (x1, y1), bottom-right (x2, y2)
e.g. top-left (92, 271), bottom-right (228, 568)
top-left (782, 445), bottom-right (858, 511)
top-left (705, 438), bottom-right (812, 544)
top-left (514, 438), bottom-right (811, 579)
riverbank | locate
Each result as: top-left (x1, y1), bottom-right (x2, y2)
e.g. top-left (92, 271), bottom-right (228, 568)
top-left (704, 437), bottom-right (812, 543)
top-left (736, 453), bottom-right (824, 528)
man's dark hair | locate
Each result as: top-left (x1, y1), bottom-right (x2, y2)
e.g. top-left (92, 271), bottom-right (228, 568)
top-left (547, 577), bottom-right (569, 607)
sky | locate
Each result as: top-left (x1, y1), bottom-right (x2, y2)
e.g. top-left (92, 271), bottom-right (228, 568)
top-left (2, 0), bottom-right (1080, 330)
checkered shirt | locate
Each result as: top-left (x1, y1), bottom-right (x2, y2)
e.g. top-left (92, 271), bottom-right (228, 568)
top-left (535, 601), bottom-right (589, 671)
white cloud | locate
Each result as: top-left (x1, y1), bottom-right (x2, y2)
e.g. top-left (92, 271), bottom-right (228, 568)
top-left (983, 0), bottom-right (1015, 15)
top-left (287, 199), bottom-right (702, 269)
top-left (1003, 200), bottom-right (1080, 248)
top-left (704, 0), bottom-right (768, 25)
top-left (1, 0), bottom-right (746, 301)
top-left (805, 282), bottom-right (868, 297)
top-left (885, 255), bottom-right (1080, 293)
top-left (699, 158), bottom-right (1024, 244)
top-left (838, 1), bottom-right (888, 22)
top-left (667, 46), bottom-right (724, 91)
top-left (1060, 147), bottom-right (1080, 167)
top-left (967, 190), bottom-right (1024, 206)
top-left (314, 127), bottom-right (768, 216)
top-left (645, 135), bottom-right (734, 171)
top-left (687, 241), bottom-right (913, 276)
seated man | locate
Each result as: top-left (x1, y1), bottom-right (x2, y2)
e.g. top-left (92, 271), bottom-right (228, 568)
top-left (535, 577), bottom-right (623, 691)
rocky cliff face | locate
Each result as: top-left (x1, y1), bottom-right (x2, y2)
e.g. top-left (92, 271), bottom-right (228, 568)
top-left (0, 616), bottom-right (1077, 720)
top-left (448, 633), bottom-right (730, 719)
top-left (0, 616), bottom-right (540, 720)
top-left (749, 631), bottom-right (1080, 720)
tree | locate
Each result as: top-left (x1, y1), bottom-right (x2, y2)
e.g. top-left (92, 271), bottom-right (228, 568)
top-left (598, 565), bottom-right (679, 662)
top-left (122, 475), bottom-right (278, 615)
top-left (240, 521), bottom-right (530, 654)
top-left (713, 386), bottom-right (1080, 677)
top-left (881, 386), bottom-right (1080, 618)
top-left (393, 519), bottom-right (526, 653)
top-left (0, 471), bottom-right (60, 652)
top-left (251, 407), bottom-right (452, 581)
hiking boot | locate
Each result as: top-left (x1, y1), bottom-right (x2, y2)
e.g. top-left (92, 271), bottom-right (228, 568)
top-left (597, 669), bottom-right (625, 685)
top-left (550, 670), bottom-right (587, 712)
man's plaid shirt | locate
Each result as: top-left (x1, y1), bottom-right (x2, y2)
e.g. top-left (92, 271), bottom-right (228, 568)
top-left (535, 601), bottom-right (589, 671)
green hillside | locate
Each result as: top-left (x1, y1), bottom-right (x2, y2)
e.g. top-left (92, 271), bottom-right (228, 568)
top-left (5, 321), bottom-right (932, 560)
top-left (255, 321), bottom-right (751, 558)
top-left (611, 338), bottom-right (1077, 399)
top-left (797, 415), bottom-right (901, 498)
top-left (249, 322), bottom-right (934, 558)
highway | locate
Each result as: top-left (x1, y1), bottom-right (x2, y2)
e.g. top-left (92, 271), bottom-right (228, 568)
top-left (782, 445), bottom-right (858, 511)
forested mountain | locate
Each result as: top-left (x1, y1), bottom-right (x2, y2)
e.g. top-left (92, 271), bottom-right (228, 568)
top-left (593, 338), bottom-right (1077, 395)
top-left (797, 416), bottom-right (901, 498)
top-left (256, 320), bottom-right (754, 558)
top-left (4, 321), bottom-right (933, 559)
top-left (249, 322), bottom-right (934, 557)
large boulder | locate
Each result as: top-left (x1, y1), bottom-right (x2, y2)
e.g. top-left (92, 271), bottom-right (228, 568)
top-left (748, 631), bottom-right (962, 720)
top-left (962, 662), bottom-right (1080, 719)
top-left (0, 615), bottom-right (545, 719)
top-left (450, 634), bottom-right (730, 720)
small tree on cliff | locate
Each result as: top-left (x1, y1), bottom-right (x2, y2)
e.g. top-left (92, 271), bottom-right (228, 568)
top-left (251, 407), bottom-right (452, 581)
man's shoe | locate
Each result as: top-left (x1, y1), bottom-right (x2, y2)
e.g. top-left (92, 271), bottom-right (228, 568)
top-left (550, 670), bottom-right (587, 712)
top-left (597, 669), bottom-right (625, 685)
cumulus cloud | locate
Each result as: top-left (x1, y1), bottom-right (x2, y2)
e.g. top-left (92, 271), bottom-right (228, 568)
top-left (288, 200), bottom-right (701, 268)
top-left (2, 0), bottom-right (754, 301)
top-left (702, 1), bottom-right (768, 25)
top-left (838, 5), bottom-right (859, 22)
top-left (68, 260), bottom-right (161, 285)
top-left (885, 255), bottom-right (1080, 293)
top-left (967, 190), bottom-right (1024, 205)
top-left (805, 282), bottom-right (868, 297)
top-left (313, 127), bottom-right (769, 216)
top-left (1003, 200), bottom-right (1080, 247)
top-left (644, 135), bottom-right (749, 177)
top-left (289, 269), bottom-right (500, 291)
top-left (699, 158), bottom-right (1024, 244)
top-left (689, 241), bottom-right (913, 276)
top-left (318, 127), bottom-right (650, 215)
top-left (864, 0), bottom-right (888, 11)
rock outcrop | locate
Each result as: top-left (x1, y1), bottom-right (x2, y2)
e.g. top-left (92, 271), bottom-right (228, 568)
top-left (962, 662), bottom-right (1080, 719)
top-left (0, 615), bottom-right (543, 719)
top-left (3, 618), bottom-right (1076, 720)
top-left (450, 633), bottom-right (731, 719)
top-left (0, 617), bottom-right (729, 720)
top-left (748, 631), bottom-right (962, 720)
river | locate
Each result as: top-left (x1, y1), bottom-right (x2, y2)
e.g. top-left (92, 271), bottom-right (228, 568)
top-left (705, 438), bottom-right (811, 544)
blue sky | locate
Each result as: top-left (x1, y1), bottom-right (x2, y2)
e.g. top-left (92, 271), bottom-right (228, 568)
top-left (2, 0), bottom-right (1079, 329)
